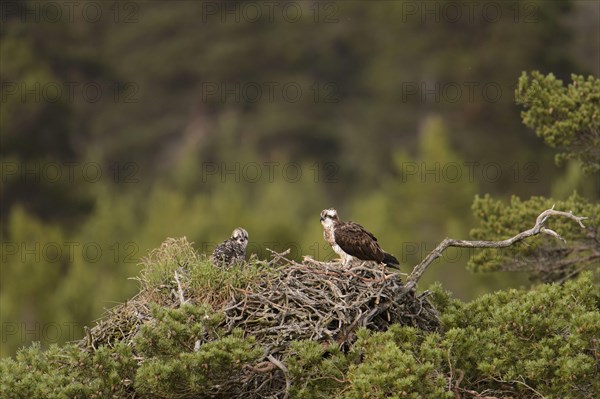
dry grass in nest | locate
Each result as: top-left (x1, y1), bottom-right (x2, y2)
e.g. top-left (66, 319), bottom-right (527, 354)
top-left (80, 239), bottom-right (440, 390)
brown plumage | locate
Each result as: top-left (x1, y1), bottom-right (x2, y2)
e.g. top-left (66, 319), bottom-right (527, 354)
top-left (320, 209), bottom-right (399, 268)
top-left (211, 227), bottom-right (249, 266)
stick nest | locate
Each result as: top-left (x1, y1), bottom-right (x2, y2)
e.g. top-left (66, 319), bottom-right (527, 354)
top-left (224, 251), bottom-right (440, 354)
top-left (80, 243), bottom-right (440, 397)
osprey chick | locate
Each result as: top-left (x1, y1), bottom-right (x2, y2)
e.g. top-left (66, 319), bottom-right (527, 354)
top-left (320, 209), bottom-right (399, 268)
top-left (211, 227), bottom-right (248, 266)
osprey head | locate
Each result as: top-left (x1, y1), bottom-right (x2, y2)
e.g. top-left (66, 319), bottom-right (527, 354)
top-left (320, 208), bottom-right (339, 227)
top-left (231, 227), bottom-right (249, 249)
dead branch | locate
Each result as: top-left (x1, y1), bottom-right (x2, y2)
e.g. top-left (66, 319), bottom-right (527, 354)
top-left (407, 207), bottom-right (588, 288)
top-left (174, 270), bottom-right (187, 306)
top-left (267, 354), bottom-right (290, 399)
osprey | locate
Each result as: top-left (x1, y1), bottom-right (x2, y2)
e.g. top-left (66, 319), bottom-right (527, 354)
top-left (211, 227), bottom-right (248, 266)
top-left (320, 209), bottom-right (399, 268)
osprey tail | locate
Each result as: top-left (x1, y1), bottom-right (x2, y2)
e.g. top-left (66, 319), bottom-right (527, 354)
top-left (383, 252), bottom-right (399, 268)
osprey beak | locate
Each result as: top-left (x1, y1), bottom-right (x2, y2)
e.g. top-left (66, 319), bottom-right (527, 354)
top-left (320, 216), bottom-right (324, 222)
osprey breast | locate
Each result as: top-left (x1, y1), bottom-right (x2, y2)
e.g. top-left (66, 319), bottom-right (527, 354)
top-left (324, 227), bottom-right (336, 247)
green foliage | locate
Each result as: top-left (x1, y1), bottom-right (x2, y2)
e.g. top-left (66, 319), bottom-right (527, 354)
top-left (0, 341), bottom-right (137, 398)
top-left (135, 331), bottom-right (262, 398)
top-left (286, 341), bottom-right (349, 398)
top-left (0, 7), bottom-right (107, 222)
top-left (139, 237), bottom-right (203, 289)
top-left (2, 0), bottom-right (588, 224)
top-left (469, 193), bottom-right (599, 281)
top-left (134, 304), bottom-right (224, 357)
top-left (3, 251), bottom-right (598, 399)
top-left (442, 272), bottom-right (600, 398)
top-left (345, 326), bottom-right (451, 399)
top-left (137, 236), bottom-right (278, 310)
top-left (516, 72), bottom-right (600, 173)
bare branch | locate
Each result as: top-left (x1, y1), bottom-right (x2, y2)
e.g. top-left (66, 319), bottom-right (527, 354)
top-left (267, 354), bottom-right (290, 399)
top-left (174, 270), bottom-right (187, 306)
top-left (407, 208), bottom-right (588, 287)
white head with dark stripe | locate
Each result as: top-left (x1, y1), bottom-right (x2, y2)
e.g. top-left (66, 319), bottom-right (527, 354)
top-left (231, 227), bottom-right (249, 249)
top-left (320, 208), bottom-right (339, 229)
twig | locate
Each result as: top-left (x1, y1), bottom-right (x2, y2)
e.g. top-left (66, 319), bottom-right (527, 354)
top-left (174, 270), bottom-right (186, 306)
top-left (453, 369), bottom-right (464, 399)
top-left (489, 375), bottom-right (547, 399)
top-left (407, 207), bottom-right (588, 286)
top-left (267, 354), bottom-right (290, 399)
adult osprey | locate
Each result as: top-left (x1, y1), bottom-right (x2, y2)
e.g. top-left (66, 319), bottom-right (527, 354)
top-left (320, 209), bottom-right (399, 268)
top-left (211, 227), bottom-right (249, 266)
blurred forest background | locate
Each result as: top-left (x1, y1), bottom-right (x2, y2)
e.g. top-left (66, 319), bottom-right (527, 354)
top-left (1, 0), bottom-right (598, 357)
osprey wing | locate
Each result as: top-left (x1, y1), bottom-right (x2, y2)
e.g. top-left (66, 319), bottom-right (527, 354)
top-left (334, 222), bottom-right (385, 263)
